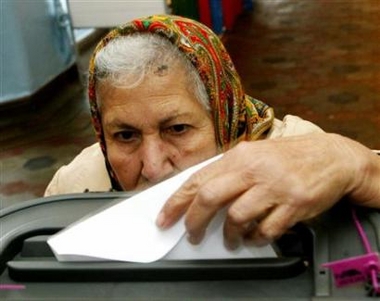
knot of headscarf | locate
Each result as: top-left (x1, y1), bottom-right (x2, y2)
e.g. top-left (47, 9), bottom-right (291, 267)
top-left (88, 15), bottom-right (274, 189)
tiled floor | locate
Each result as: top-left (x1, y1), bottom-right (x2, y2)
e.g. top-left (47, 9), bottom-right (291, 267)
top-left (1, 0), bottom-right (379, 208)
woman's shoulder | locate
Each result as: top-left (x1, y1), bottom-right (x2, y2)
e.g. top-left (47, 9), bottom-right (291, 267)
top-left (44, 143), bottom-right (111, 196)
top-left (267, 114), bottom-right (324, 139)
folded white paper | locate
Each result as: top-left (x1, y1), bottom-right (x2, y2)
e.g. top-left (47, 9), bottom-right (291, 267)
top-left (48, 154), bottom-right (276, 263)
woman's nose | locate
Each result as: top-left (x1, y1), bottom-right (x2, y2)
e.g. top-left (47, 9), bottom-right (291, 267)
top-left (140, 137), bottom-right (174, 184)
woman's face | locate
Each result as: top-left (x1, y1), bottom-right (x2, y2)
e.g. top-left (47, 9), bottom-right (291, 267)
top-left (99, 66), bottom-right (218, 191)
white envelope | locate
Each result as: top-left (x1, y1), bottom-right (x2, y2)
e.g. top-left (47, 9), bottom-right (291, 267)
top-left (48, 154), bottom-right (276, 263)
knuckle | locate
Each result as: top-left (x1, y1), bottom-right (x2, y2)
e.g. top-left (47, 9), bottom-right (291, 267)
top-left (258, 221), bottom-right (283, 241)
top-left (239, 168), bottom-right (258, 187)
top-left (196, 184), bottom-right (219, 207)
top-left (166, 190), bottom-right (190, 211)
top-left (182, 173), bottom-right (202, 194)
top-left (227, 205), bottom-right (246, 225)
top-left (164, 197), bottom-right (184, 215)
top-left (289, 185), bottom-right (313, 207)
top-left (182, 170), bottom-right (211, 197)
top-left (256, 229), bottom-right (276, 242)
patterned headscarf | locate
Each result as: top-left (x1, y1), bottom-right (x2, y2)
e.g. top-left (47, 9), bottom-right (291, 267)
top-left (88, 15), bottom-right (274, 190)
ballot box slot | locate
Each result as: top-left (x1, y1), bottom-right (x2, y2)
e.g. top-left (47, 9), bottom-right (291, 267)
top-left (8, 257), bottom-right (307, 282)
top-left (6, 225), bottom-right (312, 282)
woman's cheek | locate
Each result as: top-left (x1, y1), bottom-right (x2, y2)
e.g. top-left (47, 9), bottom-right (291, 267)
top-left (107, 146), bottom-right (140, 190)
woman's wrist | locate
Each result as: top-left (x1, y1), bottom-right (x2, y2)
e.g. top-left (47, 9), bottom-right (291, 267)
top-left (338, 134), bottom-right (380, 208)
top-left (362, 152), bottom-right (380, 208)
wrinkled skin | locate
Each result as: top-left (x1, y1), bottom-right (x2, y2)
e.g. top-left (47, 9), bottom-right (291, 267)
top-left (157, 133), bottom-right (380, 249)
top-left (99, 66), bottom-right (218, 191)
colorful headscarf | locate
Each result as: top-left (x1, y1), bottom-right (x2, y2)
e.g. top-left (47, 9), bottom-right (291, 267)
top-left (88, 15), bottom-right (274, 190)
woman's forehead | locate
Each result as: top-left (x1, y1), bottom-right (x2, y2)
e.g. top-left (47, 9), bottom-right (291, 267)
top-left (99, 72), bottom-right (206, 119)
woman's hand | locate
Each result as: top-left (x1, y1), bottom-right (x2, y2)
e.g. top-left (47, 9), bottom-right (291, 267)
top-left (156, 133), bottom-right (380, 249)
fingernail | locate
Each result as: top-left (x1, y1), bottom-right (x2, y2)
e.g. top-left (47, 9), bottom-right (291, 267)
top-left (187, 232), bottom-right (205, 245)
top-left (225, 238), bottom-right (240, 250)
top-left (253, 235), bottom-right (271, 247)
top-left (156, 212), bottom-right (166, 228)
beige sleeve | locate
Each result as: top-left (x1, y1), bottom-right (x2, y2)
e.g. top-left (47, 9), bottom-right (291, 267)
top-left (266, 114), bottom-right (324, 139)
top-left (44, 143), bottom-right (112, 197)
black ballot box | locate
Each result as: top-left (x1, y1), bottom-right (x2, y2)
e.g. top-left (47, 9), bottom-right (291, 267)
top-left (1, 192), bottom-right (379, 300)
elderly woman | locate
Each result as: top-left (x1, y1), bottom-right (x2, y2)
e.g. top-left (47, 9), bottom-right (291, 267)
top-left (45, 15), bottom-right (380, 248)
top-left (45, 15), bottom-right (322, 195)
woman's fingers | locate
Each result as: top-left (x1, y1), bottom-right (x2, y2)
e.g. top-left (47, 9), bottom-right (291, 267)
top-left (155, 175), bottom-right (201, 229)
top-left (244, 205), bottom-right (298, 246)
top-left (157, 155), bottom-right (256, 244)
top-left (222, 167), bottom-right (310, 248)
top-left (156, 158), bottom-right (224, 229)
top-left (223, 187), bottom-right (277, 249)
top-left (184, 171), bottom-right (253, 244)
top-left (224, 203), bottom-right (298, 249)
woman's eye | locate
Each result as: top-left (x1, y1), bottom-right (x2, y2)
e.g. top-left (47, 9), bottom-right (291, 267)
top-left (167, 124), bottom-right (189, 134)
top-left (115, 131), bottom-right (138, 142)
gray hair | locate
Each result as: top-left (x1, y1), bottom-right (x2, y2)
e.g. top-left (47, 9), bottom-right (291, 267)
top-left (93, 33), bottom-right (210, 111)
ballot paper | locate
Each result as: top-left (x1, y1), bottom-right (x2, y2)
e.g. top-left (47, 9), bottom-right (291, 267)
top-left (48, 154), bottom-right (276, 263)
